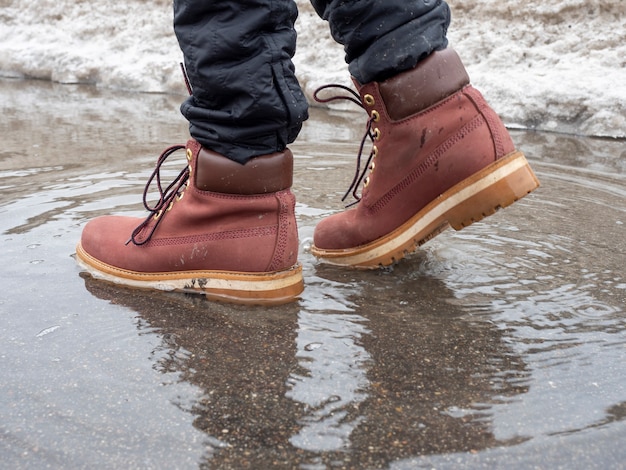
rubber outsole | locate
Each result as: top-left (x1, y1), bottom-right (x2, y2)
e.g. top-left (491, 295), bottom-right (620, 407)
top-left (75, 243), bottom-right (304, 305)
top-left (311, 151), bottom-right (540, 268)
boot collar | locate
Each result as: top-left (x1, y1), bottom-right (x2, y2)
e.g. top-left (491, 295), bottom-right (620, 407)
top-left (189, 139), bottom-right (294, 195)
top-left (356, 48), bottom-right (470, 121)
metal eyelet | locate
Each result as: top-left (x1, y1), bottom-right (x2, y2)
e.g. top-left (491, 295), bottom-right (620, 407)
top-left (369, 161), bottom-right (376, 171)
top-left (372, 145), bottom-right (379, 158)
top-left (186, 149), bottom-right (193, 174)
top-left (166, 202), bottom-right (174, 212)
top-left (153, 209), bottom-right (162, 220)
top-left (373, 128), bottom-right (381, 140)
top-left (176, 191), bottom-right (185, 201)
top-left (364, 94), bottom-right (375, 106)
top-left (371, 110), bottom-right (380, 122)
top-left (364, 176), bottom-right (370, 188)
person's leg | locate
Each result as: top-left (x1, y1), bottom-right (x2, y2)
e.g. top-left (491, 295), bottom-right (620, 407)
top-left (310, 0), bottom-right (451, 83)
top-left (175, 0), bottom-right (308, 163)
top-left (310, 0), bottom-right (540, 267)
top-left (76, 0), bottom-right (305, 303)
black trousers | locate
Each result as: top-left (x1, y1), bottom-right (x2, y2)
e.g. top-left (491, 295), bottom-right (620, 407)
top-left (174, 0), bottom-right (450, 163)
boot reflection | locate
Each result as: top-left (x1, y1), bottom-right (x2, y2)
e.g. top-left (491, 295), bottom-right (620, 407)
top-left (82, 259), bottom-right (530, 467)
top-left (82, 274), bottom-right (304, 467)
top-left (295, 263), bottom-right (531, 467)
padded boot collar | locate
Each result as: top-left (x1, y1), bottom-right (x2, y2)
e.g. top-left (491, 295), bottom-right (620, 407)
top-left (190, 140), bottom-right (294, 195)
top-left (361, 48), bottom-right (470, 121)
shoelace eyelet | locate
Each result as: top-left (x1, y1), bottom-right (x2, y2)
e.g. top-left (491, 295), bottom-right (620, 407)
top-left (312, 84), bottom-right (382, 206)
top-left (127, 144), bottom-right (190, 246)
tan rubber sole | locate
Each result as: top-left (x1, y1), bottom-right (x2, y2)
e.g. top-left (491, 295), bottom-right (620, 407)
top-left (311, 150), bottom-right (540, 268)
top-left (76, 243), bottom-right (304, 305)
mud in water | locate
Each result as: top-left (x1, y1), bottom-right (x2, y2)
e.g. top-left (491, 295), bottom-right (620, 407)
top-left (1, 78), bottom-right (625, 469)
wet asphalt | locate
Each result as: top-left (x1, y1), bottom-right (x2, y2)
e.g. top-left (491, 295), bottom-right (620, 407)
top-left (1, 78), bottom-right (625, 469)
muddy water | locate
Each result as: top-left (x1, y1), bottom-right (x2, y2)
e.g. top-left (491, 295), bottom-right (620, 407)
top-left (1, 78), bottom-right (625, 469)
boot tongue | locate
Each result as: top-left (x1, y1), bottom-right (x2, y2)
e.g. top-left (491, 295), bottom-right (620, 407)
top-left (192, 141), bottom-right (294, 195)
top-left (374, 48), bottom-right (470, 121)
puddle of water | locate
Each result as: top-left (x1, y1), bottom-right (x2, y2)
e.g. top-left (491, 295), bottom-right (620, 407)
top-left (1, 78), bottom-right (625, 469)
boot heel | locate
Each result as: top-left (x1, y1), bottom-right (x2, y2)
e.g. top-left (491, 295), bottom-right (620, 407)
top-left (445, 151), bottom-right (540, 230)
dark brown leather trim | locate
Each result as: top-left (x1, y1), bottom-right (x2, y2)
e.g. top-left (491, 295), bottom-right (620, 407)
top-left (195, 147), bottom-right (293, 194)
top-left (378, 48), bottom-right (470, 121)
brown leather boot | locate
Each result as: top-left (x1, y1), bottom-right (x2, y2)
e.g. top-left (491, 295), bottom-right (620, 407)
top-left (76, 139), bottom-right (303, 304)
top-left (312, 48), bottom-right (540, 267)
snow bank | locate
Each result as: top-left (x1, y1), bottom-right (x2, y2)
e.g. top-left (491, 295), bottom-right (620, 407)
top-left (1, 0), bottom-right (624, 138)
top-left (448, 0), bottom-right (626, 138)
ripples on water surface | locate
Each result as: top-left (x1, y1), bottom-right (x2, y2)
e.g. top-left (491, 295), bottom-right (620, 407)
top-left (1, 79), bottom-right (624, 469)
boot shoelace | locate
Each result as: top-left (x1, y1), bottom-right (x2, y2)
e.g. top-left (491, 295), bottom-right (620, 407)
top-left (126, 82), bottom-right (375, 246)
top-left (314, 84), bottom-right (379, 206)
top-left (126, 144), bottom-right (190, 246)
top-left (125, 63), bottom-right (194, 246)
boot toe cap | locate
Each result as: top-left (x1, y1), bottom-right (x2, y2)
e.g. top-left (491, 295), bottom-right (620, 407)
top-left (313, 211), bottom-right (364, 251)
top-left (79, 215), bottom-right (141, 269)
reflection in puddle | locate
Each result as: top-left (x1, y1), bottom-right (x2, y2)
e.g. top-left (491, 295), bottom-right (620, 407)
top-left (287, 311), bottom-right (371, 452)
top-left (1, 78), bottom-right (625, 468)
top-left (409, 204), bottom-right (625, 443)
